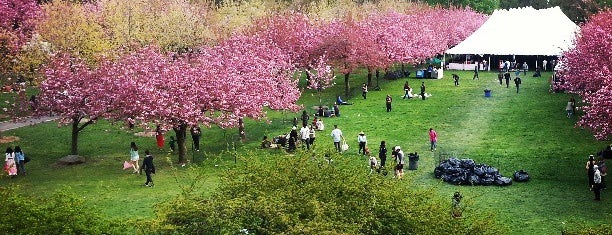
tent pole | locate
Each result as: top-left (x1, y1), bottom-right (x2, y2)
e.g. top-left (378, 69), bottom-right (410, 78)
top-left (443, 53), bottom-right (446, 70)
top-left (488, 55), bottom-right (491, 71)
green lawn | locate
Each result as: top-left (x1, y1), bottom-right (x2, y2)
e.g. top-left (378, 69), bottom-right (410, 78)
top-left (1, 69), bottom-right (610, 234)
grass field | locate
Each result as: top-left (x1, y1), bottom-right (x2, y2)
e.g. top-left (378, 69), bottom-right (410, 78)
top-left (1, 69), bottom-right (610, 234)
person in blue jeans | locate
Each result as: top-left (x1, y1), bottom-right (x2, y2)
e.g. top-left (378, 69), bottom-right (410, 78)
top-left (14, 146), bottom-right (25, 175)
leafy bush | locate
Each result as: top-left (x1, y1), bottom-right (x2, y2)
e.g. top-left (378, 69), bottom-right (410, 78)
top-left (0, 186), bottom-right (127, 234)
top-left (562, 224), bottom-right (612, 235)
top-left (156, 150), bottom-right (504, 234)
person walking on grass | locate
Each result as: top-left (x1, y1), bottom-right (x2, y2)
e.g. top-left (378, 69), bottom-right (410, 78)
top-left (140, 150), bottom-right (155, 187)
top-left (394, 146), bottom-right (405, 179)
top-left (453, 74), bottom-right (460, 86)
top-left (514, 77), bottom-right (522, 93)
top-left (129, 142), bottom-right (140, 174)
top-left (522, 62), bottom-right (528, 76)
top-left (190, 125), bottom-right (201, 151)
top-left (587, 155), bottom-right (596, 189)
top-left (4, 147), bottom-right (17, 178)
top-left (14, 146), bottom-right (25, 175)
top-left (566, 97), bottom-right (575, 118)
top-left (386, 94), bottom-right (393, 112)
top-left (300, 124), bottom-right (311, 150)
top-left (498, 72), bottom-right (503, 86)
top-left (155, 125), bottom-right (164, 150)
top-left (420, 82), bottom-right (426, 100)
top-left (358, 131), bottom-right (367, 155)
top-left (472, 65), bottom-right (479, 80)
top-left (309, 124), bottom-right (316, 147)
top-left (403, 81), bottom-right (411, 99)
top-left (593, 165), bottom-right (602, 201)
top-left (362, 83), bottom-right (368, 99)
top-left (331, 125), bottom-right (344, 152)
top-left (429, 128), bottom-right (438, 151)
top-left (379, 141), bottom-right (387, 168)
top-left (504, 71), bottom-right (511, 88)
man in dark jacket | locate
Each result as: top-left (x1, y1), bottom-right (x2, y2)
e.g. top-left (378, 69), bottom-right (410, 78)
top-left (140, 150), bottom-right (155, 187)
top-left (514, 77), bottom-right (522, 93)
top-left (504, 72), bottom-right (511, 88)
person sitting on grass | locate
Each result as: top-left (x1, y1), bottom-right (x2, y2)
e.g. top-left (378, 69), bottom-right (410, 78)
top-left (261, 136), bottom-right (272, 149)
top-left (336, 95), bottom-right (352, 105)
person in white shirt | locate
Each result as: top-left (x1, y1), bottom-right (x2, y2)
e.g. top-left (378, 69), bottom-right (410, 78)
top-left (369, 156), bottom-right (378, 174)
top-left (330, 125), bottom-right (344, 152)
top-left (358, 131), bottom-right (368, 155)
top-left (299, 124), bottom-right (311, 150)
top-left (542, 59), bottom-right (548, 71)
top-left (593, 165), bottom-right (602, 201)
top-left (316, 119), bottom-right (324, 131)
top-left (308, 124), bottom-right (316, 147)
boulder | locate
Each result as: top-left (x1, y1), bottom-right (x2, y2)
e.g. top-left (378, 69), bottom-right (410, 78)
top-left (57, 155), bottom-right (85, 166)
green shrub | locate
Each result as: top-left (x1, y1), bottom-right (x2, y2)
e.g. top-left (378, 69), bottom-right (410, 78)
top-left (0, 186), bottom-right (128, 234)
top-left (156, 150), bottom-right (504, 234)
top-left (562, 224), bottom-right (612, 235)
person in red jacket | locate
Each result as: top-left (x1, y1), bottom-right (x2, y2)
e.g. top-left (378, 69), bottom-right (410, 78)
top-left (429, 128), bottom-right (438, 151)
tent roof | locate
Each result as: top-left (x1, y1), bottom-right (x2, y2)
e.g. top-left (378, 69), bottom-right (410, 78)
top-left (446, 6), bottom-right (578, 56)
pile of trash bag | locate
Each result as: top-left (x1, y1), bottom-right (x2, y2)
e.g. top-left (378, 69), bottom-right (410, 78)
top-left (434, 158), bottom-right (512, 186)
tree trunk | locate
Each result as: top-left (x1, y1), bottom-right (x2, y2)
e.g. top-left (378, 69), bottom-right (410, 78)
top-left (238, 117), bottom-right (246, 142)
top-left (375, 69), bottom-right (380, 88)
top-left (344, 72), bottom-right (350, 99)
top-left (305, 70), bottom-right (311, 88)
top-left (174, 123), bottom-right (188, 164)
top-left (401, 64), bottom-right (406, 77)
top-left (71, 118), bottom-right (79, 155)
top-left (367, 68), bottom-right (372, 87)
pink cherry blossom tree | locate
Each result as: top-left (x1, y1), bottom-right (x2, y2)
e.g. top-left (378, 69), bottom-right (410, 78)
top-left (36, 54), bottom-right (124, 155)
top-left (559, 10), bottom-right (612, 140)
top-left (108, 37), bottom-right (301, 163)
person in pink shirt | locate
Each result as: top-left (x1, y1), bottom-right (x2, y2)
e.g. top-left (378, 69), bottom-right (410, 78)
top-left (429, 128), bottom-right (438, 151)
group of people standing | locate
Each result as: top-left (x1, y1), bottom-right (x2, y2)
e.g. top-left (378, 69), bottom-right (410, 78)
top-left (4, 146), bottom-right (27, 177)
top-left (497, 71), bottom-right (522, 93)
top-left (328, 125), bottom-right (436, 179)
top-left (155, 125), bottom-right (202, 153)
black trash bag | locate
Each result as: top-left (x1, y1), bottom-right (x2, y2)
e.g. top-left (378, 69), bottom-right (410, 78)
top-left (460, 159), bottom-right (475, 169)
top-left (513, 170), bottom-right (530, 182)
top-left (445, 172), bottom-right (468, 185)
top-left (473, 165), bottom-right (486, 176)
top-left (434, 166), bottom-right (445, 178)
top-left (481, 175), bottom-right (495, 185)
top-left (448, 158), bottom-right (461, 167)
top-left (484, 166), bottom-right (499, 175)
top-left (494, 176), bottom-right (513, 186)
top-left (469, 174), bottom-right (482, 185)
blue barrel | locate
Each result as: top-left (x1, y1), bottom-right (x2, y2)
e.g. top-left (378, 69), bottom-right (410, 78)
top-left (484, 90), bottom-right (491, 97)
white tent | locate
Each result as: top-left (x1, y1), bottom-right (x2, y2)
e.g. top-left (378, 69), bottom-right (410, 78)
top-left (446, 6), bottom-right (579, 56)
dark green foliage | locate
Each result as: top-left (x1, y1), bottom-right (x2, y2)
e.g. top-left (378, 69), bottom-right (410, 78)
top-left (500, 0), bottom-right (611, 22)
top-left (0, 186), bottom-right (127, 234)
top-left (562, 224), bottom-right (612, 235)
top-left (426, 0), bottom-right (501, 14)
top-left (157, 150), bottom-right (503, 234)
